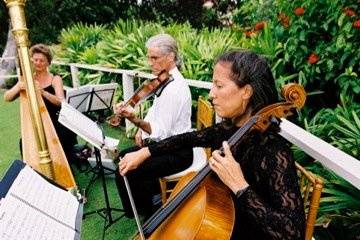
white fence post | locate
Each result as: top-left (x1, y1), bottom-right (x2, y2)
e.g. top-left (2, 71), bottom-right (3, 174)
top-left (122, 73), bottom-right (135, 133)
top-left (70, 65), bottom-right (80, 88)
top-left (16, 65), bottom-right (20, 80)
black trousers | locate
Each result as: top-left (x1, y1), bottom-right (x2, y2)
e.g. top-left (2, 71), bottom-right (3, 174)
top-left (115, 145), bottom-right (193, 218)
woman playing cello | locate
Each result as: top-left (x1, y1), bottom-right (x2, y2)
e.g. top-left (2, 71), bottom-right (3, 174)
top-left (119, 50), bottom-right (305, 239)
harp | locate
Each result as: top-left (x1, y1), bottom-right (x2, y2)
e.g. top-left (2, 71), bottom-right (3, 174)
top-left (19, 89), bottom-right (77, 188)
top-left (5, 0), bottom-right (76, 189)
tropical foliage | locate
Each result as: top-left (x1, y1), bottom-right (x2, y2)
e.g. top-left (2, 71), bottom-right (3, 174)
top-left (232, 0), bottom-right (360, 110)
top-left (2, 0), bottom-right (358, 238)
top-left (229, 1), bottom-right (360, 237)
top-left (53, 19), bottom-right (244, 100)
top-left (287, 95), bottom-right (358, 239)
top-left (0, 0), bottom-right (123, 51)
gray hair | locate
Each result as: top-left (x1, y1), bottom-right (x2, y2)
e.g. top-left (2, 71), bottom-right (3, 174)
top-left (145, 33), bottom-right (182, 69)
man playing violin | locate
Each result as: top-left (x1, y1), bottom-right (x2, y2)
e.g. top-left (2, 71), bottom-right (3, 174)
top-left (118, 50), bottom-right (305, 239)
top-left (113, 33), bottom-right (193, 218)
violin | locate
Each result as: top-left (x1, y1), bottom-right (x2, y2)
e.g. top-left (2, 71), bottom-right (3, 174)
top-left (134, 83), bottom-right (306, 240)
top-left (107, 70), bottom-right (171, 127)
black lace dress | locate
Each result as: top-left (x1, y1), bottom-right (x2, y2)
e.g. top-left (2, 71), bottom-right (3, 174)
top-left (148, 121), bottom-right (305, 240)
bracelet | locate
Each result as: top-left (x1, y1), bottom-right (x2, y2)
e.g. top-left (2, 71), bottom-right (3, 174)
top-left (235, 185), bottom-right (249, 198)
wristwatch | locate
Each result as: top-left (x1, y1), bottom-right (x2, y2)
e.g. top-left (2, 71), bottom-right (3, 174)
top-left (235, 185), bottom-right (249, 198)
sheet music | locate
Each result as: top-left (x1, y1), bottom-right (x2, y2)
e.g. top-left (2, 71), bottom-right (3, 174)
top-left (59, 102), bottom-right (104, 148)
top-left (0, 166), bottom-right (79, 240)
top-left (104, 136), bottom-right (120, 149)
top-left (88, 83), bottom-right (118, 111)
top-left (59, 102), bottom-right (119, 150)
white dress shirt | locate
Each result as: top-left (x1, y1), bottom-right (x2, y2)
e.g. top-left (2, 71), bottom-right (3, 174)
top-left (142, 67), bottom-right (192, 141)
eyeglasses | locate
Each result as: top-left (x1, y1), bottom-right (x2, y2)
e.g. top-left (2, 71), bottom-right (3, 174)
top-left (147, 54), bottom-right (167, 62)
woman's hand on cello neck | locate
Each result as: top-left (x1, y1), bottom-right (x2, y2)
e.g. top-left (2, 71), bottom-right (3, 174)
top-left (210, 141), bottom-right (249, 194)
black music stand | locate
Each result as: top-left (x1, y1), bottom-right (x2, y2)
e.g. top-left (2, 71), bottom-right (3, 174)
top-left (59, 101), bottom-right (124, 240)
top-left (66, 83), bottom-right (118, 188)
top-left (66, 83), bottom-right (118, 113)
top-left (83, 144), bottom-right (124, 239)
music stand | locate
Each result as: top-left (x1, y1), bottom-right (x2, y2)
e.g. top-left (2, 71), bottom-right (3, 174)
top-left (83, 145), bottom-right (124, 239)
top-left (66, 83), bottom-right (118, 113)
top-left (66, 83), bottom-right (118, 191)
top-left (59, 101), bottom-right (124, 240)
top-left (66, 83), bottom-right (119, 189)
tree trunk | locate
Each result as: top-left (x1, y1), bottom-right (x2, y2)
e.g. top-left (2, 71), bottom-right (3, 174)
top-left (0, 23), bottom-right (17, 87)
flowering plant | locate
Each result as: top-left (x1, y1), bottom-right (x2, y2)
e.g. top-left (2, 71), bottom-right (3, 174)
top-left (271, 0), bottom-right (360, 102)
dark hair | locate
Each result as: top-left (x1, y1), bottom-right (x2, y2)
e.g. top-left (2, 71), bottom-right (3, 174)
top-left (30, 43), bottom-right (52, 64)
top-left (215, 50), bottom-right (278, 113)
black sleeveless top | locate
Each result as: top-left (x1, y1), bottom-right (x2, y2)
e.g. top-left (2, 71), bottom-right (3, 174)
top-left (43, 84), bottom-right (60, 128)
top-left (42, 82), bottom-right (77, 151)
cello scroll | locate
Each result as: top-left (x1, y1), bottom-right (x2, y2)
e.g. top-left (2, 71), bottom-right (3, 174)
top-left (253, 83), bottom-right (306, 132)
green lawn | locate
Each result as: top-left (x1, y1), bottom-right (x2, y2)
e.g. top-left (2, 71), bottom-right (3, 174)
top-left (0, 90), bottom-right (138, 239)
top-left (0, 89), bottom-right (21, 176)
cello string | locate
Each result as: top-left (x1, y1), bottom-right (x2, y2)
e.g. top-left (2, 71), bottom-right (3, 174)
top-left (226, 116), bottom-right (258, 148)
top-left (142, 115), bottom-right (258, 235)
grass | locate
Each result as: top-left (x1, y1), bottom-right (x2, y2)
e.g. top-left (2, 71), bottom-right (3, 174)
top-left (0, 89), bottom-right (21, 176)
top-left (0, 90), bottom-right (138, 239)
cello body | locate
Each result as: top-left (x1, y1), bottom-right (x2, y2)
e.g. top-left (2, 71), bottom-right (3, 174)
top-left (136, 172), bottom-right (235, 240)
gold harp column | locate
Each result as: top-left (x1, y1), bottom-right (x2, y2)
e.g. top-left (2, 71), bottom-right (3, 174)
top-left (4, 0), bottom-right (55, 179)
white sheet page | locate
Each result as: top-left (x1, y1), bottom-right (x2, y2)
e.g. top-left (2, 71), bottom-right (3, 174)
top-left (0, 192), bottom-right (76, 240)
top-left (59, 102), bottom-right (104, 148)
top-left (104, 136), bottom-right (119, 149)
top-left (8, 166), bottom-right (79, 227)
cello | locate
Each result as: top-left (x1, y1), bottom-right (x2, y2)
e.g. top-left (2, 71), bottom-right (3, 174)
top-left (107, 70), bottom-right (171, 127)
top-left (134, 83), bottom-right (306, 240)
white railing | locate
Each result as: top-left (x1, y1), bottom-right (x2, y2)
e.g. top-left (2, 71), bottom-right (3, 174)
top-left (0, 56), bottom-right (18, 80)
top-left (52, 60), bottom-right (212, 91)
top-left (280, 119), bottom-right (360, 189)
top-left (50, 61), bottom-right (360, 190)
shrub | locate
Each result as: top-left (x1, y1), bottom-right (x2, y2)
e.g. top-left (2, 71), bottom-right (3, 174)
top-left (232, 0), bottom-right (360, 111)
top-left (55, 20), bottom-right (245, 99)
